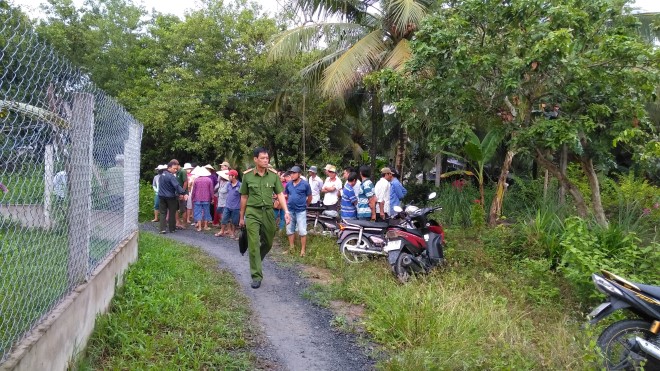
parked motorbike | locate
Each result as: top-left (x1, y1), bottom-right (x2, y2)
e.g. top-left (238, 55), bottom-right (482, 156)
top-left (386, 193), bottom-right (445, 283)
top-left (306, 205), bottom-right (340, 237)
top-left (588, 270), bottom-right (660, 370)
top-left (336, 193), bottom-right (444, 276)
top-left (336, 218), bottom-right (392, 263)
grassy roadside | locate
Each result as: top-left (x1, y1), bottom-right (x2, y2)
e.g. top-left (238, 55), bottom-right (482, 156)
top-left (77, 232), bottom-right (256, 370)
top-left (276, 230), bottom-right (601, 370)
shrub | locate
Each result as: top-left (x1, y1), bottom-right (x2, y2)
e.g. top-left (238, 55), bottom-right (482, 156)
top-left (559, 216), bottom-right (659, 298)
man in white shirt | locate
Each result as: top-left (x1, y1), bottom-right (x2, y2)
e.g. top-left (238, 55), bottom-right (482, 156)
top-left (322, 165), bottom-right (343, 208)
top-left (307, 166), bottom-right (324, 206)
top-left (374, 167), bottom-right (393, 221)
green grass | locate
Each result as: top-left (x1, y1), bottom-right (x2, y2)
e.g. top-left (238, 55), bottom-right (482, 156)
top-left (278, 232), bottom-right (600, 370)
top-left (0, 169), bottom-right (45, 205)
top-left (78, 233), bottom-right (256, 369)
top-left (0, 226), bottom-right (70, 360)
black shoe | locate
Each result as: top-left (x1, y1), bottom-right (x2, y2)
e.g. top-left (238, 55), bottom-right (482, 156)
top-left (160, 230), bottom-right (167, 234)
top-left (251, 280), bottom-right (261, 289)
top-left (169, 230), bottom-right (176, 233)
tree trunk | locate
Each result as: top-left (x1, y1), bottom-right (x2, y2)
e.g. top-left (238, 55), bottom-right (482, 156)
top-left (395, 123), bottom-right (407, 176)
top-left (535, 149), bottom-right (589, 218)
top-left (559, 144), bottom-right (568, 205)
top-left (435, 153), bottom-right (442, 187)
top-left (580, 155), bottom-right (608, 227)
top-left (488, 150), bottom-right (515, 226)
top-left (369, 88), bottom-right (382, 170)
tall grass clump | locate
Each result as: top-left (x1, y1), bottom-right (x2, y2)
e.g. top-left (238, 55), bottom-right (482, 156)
top-left (79, 233), bottom-right (255, 369)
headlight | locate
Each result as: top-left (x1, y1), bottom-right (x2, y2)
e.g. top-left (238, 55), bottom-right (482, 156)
top-left (593, 274), bottom-right (623, 296)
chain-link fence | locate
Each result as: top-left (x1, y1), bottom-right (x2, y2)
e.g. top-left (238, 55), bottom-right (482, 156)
top-left (0, 7), bottom-right (143, 363)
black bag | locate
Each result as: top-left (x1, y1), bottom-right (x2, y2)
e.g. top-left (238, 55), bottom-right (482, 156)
top-left (238, 227), bottom-right (248, 256)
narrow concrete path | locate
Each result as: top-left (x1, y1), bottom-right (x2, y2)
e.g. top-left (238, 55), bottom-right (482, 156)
top-left (141, 223), bottom-right (374, 371)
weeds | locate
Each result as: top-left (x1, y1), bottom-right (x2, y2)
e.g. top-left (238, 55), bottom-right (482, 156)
top-left (78, 233), bottom-right (255, 369)
top-left (280, 229), bottom-right (598, 369)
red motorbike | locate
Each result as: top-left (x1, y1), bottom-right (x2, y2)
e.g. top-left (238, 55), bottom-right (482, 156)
top-left (384, 193), bottom-right (446, 282)
top-left (336, 193), bottom-right (446, 282)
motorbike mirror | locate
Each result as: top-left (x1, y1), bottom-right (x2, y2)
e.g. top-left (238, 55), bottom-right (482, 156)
top-left (393, 206), bottom-right (403, 213)
top-left (428, 192), bottom-right (437, 200)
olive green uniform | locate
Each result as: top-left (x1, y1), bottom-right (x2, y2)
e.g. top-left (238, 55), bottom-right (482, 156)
top-left (240, 168), bottom-right (283, 281)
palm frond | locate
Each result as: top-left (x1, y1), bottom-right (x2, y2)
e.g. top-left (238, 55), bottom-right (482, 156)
top-left (386, 0), bottom-right (428, 37)
top-left (292, 0), bottom-right (379, 22)
top-left (268, 22), bottom-right (368, 62)
top-left (383, 38), bottom-right (411, 70)
top-left (321, 29), bottom-right (387, 97)
top-left (299, 49), bottom-right (346, 87)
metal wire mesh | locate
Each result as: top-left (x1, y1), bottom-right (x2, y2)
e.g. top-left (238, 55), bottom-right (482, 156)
top-left (0, 7), bottom-right (143, 362)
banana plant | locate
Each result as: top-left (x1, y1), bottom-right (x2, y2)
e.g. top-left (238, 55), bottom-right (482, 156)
top-left (440, 129), bottom-right (503, 207)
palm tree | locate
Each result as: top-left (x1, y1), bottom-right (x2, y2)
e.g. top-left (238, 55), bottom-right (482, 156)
top-left (268, 0), bottom-right (432, 168)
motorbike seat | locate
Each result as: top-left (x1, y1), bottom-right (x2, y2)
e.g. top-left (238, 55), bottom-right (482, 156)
top-left (307, 206), bottom-right (326, 213)
top-left (344, 219), bottom-right (390, 229)
top-left (637, 283), bottom-right (660, 299)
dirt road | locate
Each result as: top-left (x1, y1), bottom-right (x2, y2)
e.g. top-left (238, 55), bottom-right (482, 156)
top-left (141, 223), bottom-right (374, 371)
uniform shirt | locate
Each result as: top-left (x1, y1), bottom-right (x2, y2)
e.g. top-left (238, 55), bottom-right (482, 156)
top-left (308, 175), bottom-right (324, 204)
top-left (356, 179), bottom-right (375, 219)
top-left (191, 176), bottom-right (214, 203)
top-left (285, 179), bottom-right (312, 212)
top-left (176, 168), bottom-right (187, 187)
top-left (158, 171), bottom-right (187, 198)
top-left (340, 183), bottom-right (357, 218)
top-left (240, 169), bottom-right (283, 208)
top-left (226, 180), bottom-right (242, 209)
top-left (322, 176), bottom-right (343, 206)
top-left (374, 177), bottom-right (391, 215)
top-left (389, 177), bottom-right (407, 215)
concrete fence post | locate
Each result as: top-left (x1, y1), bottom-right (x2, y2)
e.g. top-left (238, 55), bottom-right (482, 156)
top-left (67, 92), bottom-right (94, 285)
top-left (44, 144), bottom-right (54, 229)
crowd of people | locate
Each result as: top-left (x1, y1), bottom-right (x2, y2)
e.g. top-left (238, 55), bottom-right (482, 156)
top-left (153, 149), bottom-right (408, 289)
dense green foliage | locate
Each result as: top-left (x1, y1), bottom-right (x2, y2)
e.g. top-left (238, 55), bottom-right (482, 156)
top-left (79, 233), bottom-right (255, 369)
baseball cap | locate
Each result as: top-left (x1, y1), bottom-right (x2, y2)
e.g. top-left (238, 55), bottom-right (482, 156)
top-left (326, 165), bottom-right (337, 173)
top-left (220, 161), bottom-right (230, 168)
top-left (289, 166), bottom-right (302, 173)
top-left (381, 167), bottom-right (392, 174)
top-left (308, 166), bottom-right (318, 173)
top-left (228, 169), bottom-right (238, 177)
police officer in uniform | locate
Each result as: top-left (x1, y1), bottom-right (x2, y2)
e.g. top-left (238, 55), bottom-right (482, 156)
top-left (239, 147), bottom-right (290, 289)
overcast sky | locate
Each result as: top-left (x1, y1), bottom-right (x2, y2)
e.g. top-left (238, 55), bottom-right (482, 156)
top-left (10, 0), bottom-right (660, 19)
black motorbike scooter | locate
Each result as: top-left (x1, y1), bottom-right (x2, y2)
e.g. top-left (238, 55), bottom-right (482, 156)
top-left (306, 205), bottom-right (340, 237)
top-left (588, 270), bottom-right (660, 370)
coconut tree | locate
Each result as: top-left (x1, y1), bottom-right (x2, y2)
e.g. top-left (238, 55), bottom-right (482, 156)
top-left (268, 0), bottom-right (433, 168)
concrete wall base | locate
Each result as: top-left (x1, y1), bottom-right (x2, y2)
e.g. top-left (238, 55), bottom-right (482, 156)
top-left (0, 232), bottom-right (139, 371)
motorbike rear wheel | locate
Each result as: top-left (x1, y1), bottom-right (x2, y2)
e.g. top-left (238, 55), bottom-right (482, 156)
top-left (597, 319), bottom-right (659, 370)
top-left (340, 234), bottom-right (372, 263)
top-left (393, 252), bottom-right (416, 283)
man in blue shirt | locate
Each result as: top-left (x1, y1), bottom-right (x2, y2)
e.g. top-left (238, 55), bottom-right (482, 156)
top-left (341, 172), bottom-right (358, 219)
top-left (284, 166), bottom-right (312, 256)
top-left (390, 171), bottom-right (408, 215)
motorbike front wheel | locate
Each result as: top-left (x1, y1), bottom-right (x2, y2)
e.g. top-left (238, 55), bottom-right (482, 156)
top-left (597, 319), bottom-right (659, 370)
top-left (339, 234), bottom-right (372, 263)
top-left (306, 219), bottom-right (325, 235)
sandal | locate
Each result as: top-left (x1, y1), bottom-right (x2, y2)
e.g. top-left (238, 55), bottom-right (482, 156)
top-left (214, 232), bottom-right (223, 237)
top-left (203, 227), bottom-right (211, 231)
top-left (176, 225), bottom-right (185, 230)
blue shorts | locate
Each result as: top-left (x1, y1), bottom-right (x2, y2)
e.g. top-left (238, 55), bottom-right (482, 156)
top-left (222, 208), bottom-right (240, 225)
top-left (286, 210), bottom-right (307, 236)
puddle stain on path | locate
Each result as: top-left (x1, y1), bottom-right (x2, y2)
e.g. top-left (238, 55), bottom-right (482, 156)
top-left (141, 224), bottom-right (374, 371)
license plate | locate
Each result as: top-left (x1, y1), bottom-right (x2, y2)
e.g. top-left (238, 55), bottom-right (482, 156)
top-left (588, 302), bottom-right (610, 319)
top-left (384, 240), bottom-right (401, 252)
